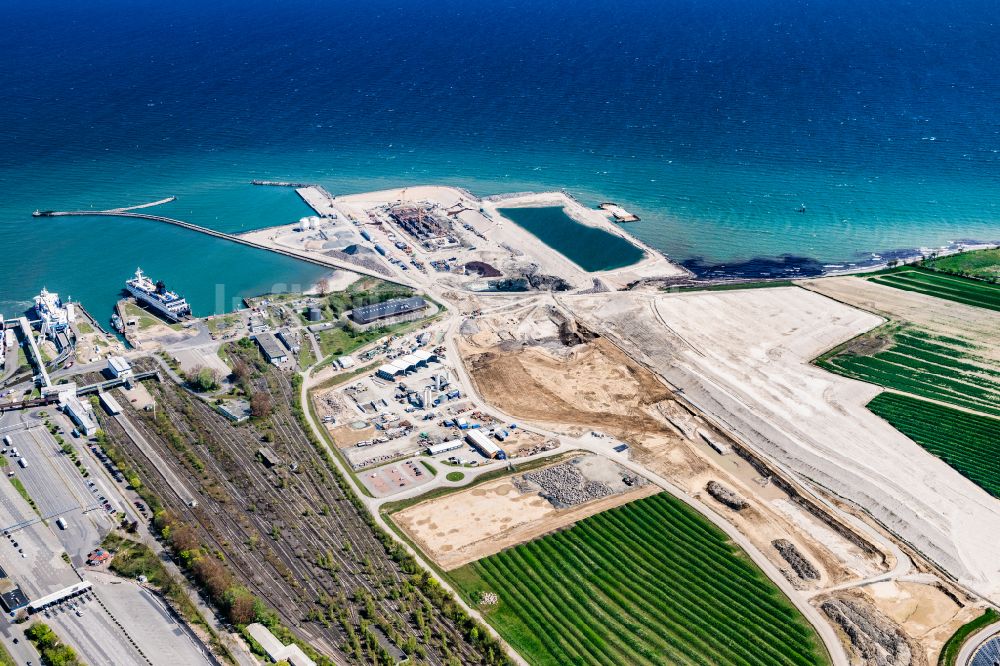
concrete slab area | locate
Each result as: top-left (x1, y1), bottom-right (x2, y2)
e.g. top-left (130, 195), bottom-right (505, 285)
top-left (171, 346), bottom-right (231, 381)
top-left (43, 591), bottom-right (148, 666)
top-left (85, 571), bottom-right (214, 666)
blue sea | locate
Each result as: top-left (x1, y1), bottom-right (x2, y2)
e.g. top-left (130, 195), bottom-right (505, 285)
top-left (2, 0), bottom-right (999, 318)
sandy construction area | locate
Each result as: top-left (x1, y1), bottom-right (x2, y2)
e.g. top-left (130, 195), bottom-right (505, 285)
top-left (462, 336), bottom-right (671, 436)
top-left (393, 458), bottom-right (659, 570)
top-left (863, 580), bottom-right (984, 664)
top-left (481, 191), bottom-right (686, 286)
top-left (566, 286), bottom-right (1000, 602)
top-left (463, 303), bottom-right (885, 590)
top-left (336, 185), bottom-right (686, 289)
top-left (461, 300), bottom-right (887, 588)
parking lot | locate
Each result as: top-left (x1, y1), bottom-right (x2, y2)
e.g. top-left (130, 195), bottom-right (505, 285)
top-left (5, 424), bottom-right (120, 557)
top-left (359, 459), bottom-right (434, 498)
top-left (0, 408), bottom-right (213, 666)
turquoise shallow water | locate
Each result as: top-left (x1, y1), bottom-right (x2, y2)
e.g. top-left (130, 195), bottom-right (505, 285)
top-left (497, 207), bottom-right (645, 271)
top-left (2, 0), bottom-right (1000, 318)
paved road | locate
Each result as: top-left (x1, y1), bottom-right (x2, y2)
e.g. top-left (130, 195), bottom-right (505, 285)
top-left (957, 620), bottom-right (1000, 666)
top-left (0, 623), bottom-right (40, 665)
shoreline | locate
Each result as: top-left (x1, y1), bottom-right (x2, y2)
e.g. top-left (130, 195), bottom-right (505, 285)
top-left (246, 183), bottom-right (998, 286)
top-left (18, 182), bottom-right (999, 324)
top-left (679, 240), bottom-right (1000, 288)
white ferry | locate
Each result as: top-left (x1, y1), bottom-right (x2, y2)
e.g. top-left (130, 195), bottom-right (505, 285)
top-left (125, 268), bottom-right (191, 322)
top-left (33, 288), bottom-right (69, 335)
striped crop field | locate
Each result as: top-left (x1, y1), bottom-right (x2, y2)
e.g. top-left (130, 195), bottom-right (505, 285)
top-left (867, 268), bottom-right (1000, 311)
top-left (868, 393), bottom-right (1000, 498)
top-left (449, 493), bottom-right (830, 666)
top-left (817, 329), bottom-right (1000, 417)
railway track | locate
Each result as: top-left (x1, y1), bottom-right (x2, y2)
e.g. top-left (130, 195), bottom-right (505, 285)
top-left (98, 356), bottom-right (481, 664)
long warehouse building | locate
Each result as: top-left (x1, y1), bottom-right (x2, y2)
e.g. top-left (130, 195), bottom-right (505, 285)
top-left (350, 297), bottom-right (427, 325)
top-left (426, 439), bottom-right (463, 456)
top-left (465, 429), bottom-right (504, 459)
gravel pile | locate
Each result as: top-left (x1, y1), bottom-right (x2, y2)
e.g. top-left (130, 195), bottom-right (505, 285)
top-left (772, 539), bottom-right (820, 580)
top-left (821, 598), bottom-right (914, 666)
top-left (520, 463), bottom-right (613, 508)
top-left (706, 481), bottom-right (747, 511)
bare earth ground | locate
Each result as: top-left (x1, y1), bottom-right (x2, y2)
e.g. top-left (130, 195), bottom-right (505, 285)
top-left (462, 336), bottom-right (671, 437)
top-left (565, 286), bottom-right (1000, 603)
top-left (460, 303), bottom-right (888, 592)
top-left (394, 457), bottom-right (659, 570)
top-left (862, 580), bottom-right (985, 665)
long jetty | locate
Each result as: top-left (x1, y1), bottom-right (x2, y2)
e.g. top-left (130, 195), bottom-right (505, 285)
top-left (33, 202), bottom-right (416, 289)
top-left (251, 180), bottom-right (312, 188)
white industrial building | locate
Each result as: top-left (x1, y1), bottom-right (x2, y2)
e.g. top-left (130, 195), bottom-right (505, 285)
top-left (60, 393), bottom-right (98, 436)
top-left (465, 429), bottom-right (502, 459)
top-left (254, 332), bottom-right (289, 365)
top-left (107, 355), bottom-right (133, 379)
top-left (41, 383), bottom-right (76, 401)
top-left (375, 348), bottom-right (439, 380)
top-left (246, 623), bottom-right (316, 666)
top-left (336, 355), bottom-right (355, 369)
top-left (412, 349), bottom-right (436, 364)
top-left (376, 363), bottom-right (404, 381)
top-left (426, 439), bottom-right (463, 456)
top-left (276, 328), bottom-right (300, 353)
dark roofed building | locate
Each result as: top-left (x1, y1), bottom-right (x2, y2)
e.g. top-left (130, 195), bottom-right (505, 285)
top-left (0, 579), bottom-right (29, 613)
top-left (350, 297), bottom-right (428, 325)
top-left (253, 332), bottom-right (288, 365)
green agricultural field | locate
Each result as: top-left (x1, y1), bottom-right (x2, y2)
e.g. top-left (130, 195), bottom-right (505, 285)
top-left (868, 393), bottom-right (1000, 498)
top-left (922, 247), bottom-right (1000, 282)
top-left (867, 268), bottom-right (1000, 311)
top-left (450, 493), bottom-right (830, 666)
top-left (817, 328), bottom-right (1000, 417)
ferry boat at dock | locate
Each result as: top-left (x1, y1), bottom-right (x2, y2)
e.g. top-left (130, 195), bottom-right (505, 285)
top-left (124, 268), bottom-right (191, 322)
top-left (33, 288), bottom-right (70, 335)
